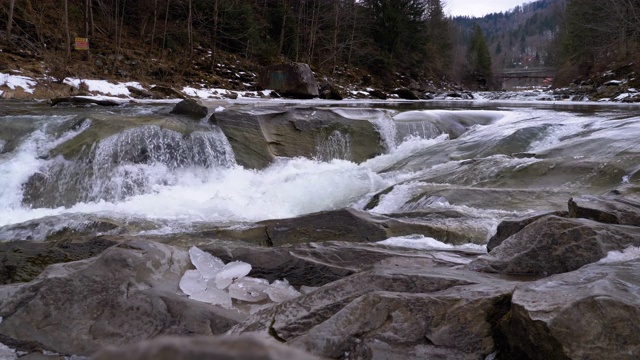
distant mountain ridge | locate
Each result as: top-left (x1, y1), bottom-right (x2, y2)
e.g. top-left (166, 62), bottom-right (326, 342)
top-left (452, 0), bottom-right (566, 75)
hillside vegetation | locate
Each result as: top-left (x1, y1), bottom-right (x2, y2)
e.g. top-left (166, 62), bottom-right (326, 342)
top-left (2, 0), bottom-right (638, 94)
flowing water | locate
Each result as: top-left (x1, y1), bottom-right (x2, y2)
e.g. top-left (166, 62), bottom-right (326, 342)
top-left (1, 99), bottom-right (639, 243)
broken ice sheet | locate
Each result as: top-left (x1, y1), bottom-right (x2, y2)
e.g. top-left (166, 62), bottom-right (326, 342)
top-left (179, 269), bottom-right (206, 296)
top-left (215, 261), bottom-right (252, 289)
top-left (189, 287), bottom-right (232, 308)
top-left (228, 277), bottom-right (270, 302)
top-left (266, 279), bottom-right (302, 302)
top-left (189, 246), bottom-right (224, 279)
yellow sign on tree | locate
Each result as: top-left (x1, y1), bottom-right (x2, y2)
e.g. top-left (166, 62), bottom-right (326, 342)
top-left (74, 37), bottom-right (89, 51)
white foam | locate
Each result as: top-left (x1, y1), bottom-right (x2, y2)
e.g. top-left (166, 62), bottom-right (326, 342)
top-left (377, 234), bottom-right (486, 251)
top-left (598, 247), bottom-right (640, 264)
top-left (0, 342), bottom-right (17, 360)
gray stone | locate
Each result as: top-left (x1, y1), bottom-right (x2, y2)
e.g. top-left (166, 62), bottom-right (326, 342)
top-left (91, 334), bottom-right (323, 360)
top-left (393, 87), bottom-right (420, 100)
top-left (487, 211), bottom-right (567, 252)
top-left (209, 107), bottom-right (386, 169)
top-left (169, 99), bottom-right (208, 119)
top-left (0, 240), bottom-right (243, 356)
top-left (231, 265), bottom-right (516, 359)
top-left (568, 195), bottom-right (640, 226)
top-left (503, 259), bottom-right (640, 360)
top-left (467, 215), bottom-right (640, 276)
top-left (258, 63), bottom-right (319, 99)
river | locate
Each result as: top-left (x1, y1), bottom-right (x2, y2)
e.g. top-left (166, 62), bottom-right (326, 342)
top-left (1, 99), bottom-right (639, 245)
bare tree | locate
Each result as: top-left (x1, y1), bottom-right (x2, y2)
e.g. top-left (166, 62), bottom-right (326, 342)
top-left (6, 0), bottom-right (16, 41)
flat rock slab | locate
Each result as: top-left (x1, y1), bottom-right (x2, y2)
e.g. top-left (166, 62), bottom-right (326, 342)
top-left (569, 195), bottom-right (640, 225)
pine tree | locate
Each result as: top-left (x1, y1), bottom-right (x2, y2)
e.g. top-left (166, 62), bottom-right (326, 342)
top-left (467, 24), bottom-right (493, 88)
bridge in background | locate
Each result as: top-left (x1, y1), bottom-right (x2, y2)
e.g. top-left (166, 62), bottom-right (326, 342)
top-left (496, 67), bottom-right (556, 89)
top-left (497, 67), bottom-right (556, 80)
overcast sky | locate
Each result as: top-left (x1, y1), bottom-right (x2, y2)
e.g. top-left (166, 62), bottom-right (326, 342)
top-left (446, 0), bottom-right (534, 17)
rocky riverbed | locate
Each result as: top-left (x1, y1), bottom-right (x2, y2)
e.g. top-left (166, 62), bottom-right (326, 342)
top-left (0, 99), bottom-right (639, 359)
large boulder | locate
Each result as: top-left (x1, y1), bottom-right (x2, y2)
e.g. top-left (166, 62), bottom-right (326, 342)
top-left (502, 258), bottom-right (640, 360)
top-left (169, 99), bottom-right (208, 119)
top-left (258, 63), bottom-right (319, 99)
top-left (486, 211), bottom-right (567, 252)
top-left (0, 240), bottom-right (243, 356)
top-left (467, 215), bottom-right (640, 276)
top-left (91, 334), bottom-right (323, 360)
top-left (209, 107), bottom-right (387, 169)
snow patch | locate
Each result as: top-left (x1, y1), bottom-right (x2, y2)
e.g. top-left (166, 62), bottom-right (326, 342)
top-left (0, 72), bottom-right (37, 93)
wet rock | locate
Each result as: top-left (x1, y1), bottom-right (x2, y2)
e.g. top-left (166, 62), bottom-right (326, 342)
top-left (0, 236), bottom-right (117, 284)
top-left (568, 195), bottom-right (640, 226)
top-left (467, 215), bottom-right (640, 276)
top-left (393, 87), bottom-right (420, 100)
top-left (209, 107), bottom-right (386, 169)
top-left (169, 99), bottom-right (208, 119)
top-left (201, 240), bottom-right (483, 288)
top-left (149, 86), bottom-right (186, 99)
top-left (211, 208), bottom-right (488, 247)
top-left (50, 97), bottom-right (120, 107)
top-left (0, 240), bottom-right (243, 356)
top-left (230, 265), bottom-right (516, 359)
top-left (91, 334), bottom-right (323, 360)
top-left (126, 86), bottom-right (154, 99)
top-left (502, 258), bottom-right (640, 360)
top-left (487, 211), bottom-right (567, 252)
top-left (319, 86), bottom-right (344, 100)
top-left (258, 63), bottom-right (319, 99)
top-left (392, 110), bottom-right (498, 141)
top-left (368, 89), bottom-right (387, 100)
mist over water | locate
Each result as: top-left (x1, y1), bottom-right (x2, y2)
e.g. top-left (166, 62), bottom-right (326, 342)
top-left (1, 102), bottom-right (639, 241)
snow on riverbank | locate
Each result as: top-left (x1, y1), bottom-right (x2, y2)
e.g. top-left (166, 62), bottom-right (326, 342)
top-left (2, 71), bottom-right (640, 104)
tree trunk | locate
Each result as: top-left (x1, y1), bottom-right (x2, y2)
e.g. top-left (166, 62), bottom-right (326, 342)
top-left (277, 0), bottom-right (288, 55)
top-left (187, 0), bottom-right (193, 56)
top-left (64, 0), bottom-right (71, 58)
top-left (6, 0), bottom-right (16, 41)
top-left (210, 0), bottom-right (219, 68)
top-left (151, 0), bottom-right (159, 50)
top-left (162, 0), bottom-right (170, 57)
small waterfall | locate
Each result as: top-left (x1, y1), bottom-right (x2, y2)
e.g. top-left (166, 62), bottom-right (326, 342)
top-left (23, 125), bottom-right (236, 208)
top-left (315, 130), bottom-right (352, 161)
